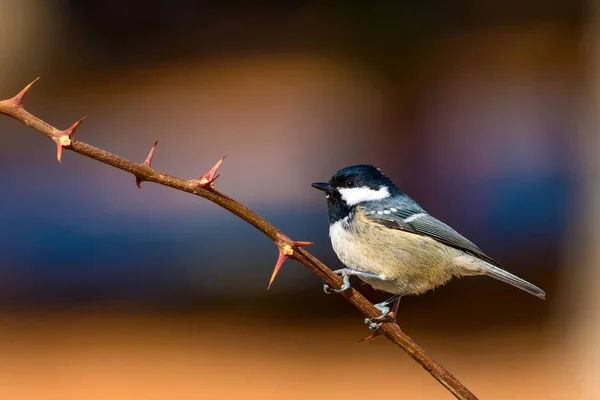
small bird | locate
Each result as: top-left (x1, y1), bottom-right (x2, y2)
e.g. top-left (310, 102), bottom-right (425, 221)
top-left (312, 165), bottom-right (545, 329)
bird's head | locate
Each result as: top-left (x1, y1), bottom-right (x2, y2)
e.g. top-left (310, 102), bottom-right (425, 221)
top-left (312, 165), bottom-right (400, 222)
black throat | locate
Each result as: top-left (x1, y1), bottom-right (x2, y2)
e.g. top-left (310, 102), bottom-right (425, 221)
top-left (326, 191), bottom-right (354, 224)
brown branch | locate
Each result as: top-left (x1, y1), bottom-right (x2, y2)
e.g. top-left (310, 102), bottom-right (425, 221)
top-left (0, 78), bottom-right (478, 400)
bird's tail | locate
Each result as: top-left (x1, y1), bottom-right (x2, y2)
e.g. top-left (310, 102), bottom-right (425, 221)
top-left (478, 262), bottom-right (546, 299)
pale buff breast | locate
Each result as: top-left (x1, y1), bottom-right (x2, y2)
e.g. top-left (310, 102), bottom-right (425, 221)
top-left (329, 209), bottom-right (464, 296)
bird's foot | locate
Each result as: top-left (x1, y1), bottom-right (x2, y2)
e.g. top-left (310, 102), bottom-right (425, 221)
top-left (364, 303), bottom-right (392, 330)
top-left (358, 296), bottom-right (401, 343)
top-left (323, 269), bottom-right (386, 294)
top-left (323, 269), bottom-right (351, 294)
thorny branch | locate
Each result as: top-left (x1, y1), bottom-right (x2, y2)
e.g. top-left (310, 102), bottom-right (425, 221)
top-left (0, 78), bottom-right (478, 400)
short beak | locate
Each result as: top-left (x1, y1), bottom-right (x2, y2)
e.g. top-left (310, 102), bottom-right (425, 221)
top-left (311, 182), bottom-right (332, 193)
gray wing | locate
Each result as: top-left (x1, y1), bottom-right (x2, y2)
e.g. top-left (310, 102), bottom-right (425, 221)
top-left (364, 207), bottom-right (502, 267)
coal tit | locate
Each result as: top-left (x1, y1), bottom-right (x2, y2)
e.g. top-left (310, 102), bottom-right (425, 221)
top-left (312, 165), bottom-right (545, 329)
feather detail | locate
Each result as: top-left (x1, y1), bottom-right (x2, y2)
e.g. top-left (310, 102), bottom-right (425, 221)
top-left (363, 206), bottom-right (501, 267)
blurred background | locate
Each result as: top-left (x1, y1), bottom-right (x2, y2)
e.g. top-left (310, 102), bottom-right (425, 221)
top-left (0, 1), bottom-right (595, 399)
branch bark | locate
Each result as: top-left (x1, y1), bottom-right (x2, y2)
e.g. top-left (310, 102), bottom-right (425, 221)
top-left (0, 78), bottom-right (478, 400)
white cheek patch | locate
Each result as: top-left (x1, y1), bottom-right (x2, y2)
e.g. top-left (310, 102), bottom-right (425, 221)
top-left (338, 186), bottom-right (390, 206)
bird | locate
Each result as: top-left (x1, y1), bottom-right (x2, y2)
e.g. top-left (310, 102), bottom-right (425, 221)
top-left (311, 165), bottom-right (545, 330)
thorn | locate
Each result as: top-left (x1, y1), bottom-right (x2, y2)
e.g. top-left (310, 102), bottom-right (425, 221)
top-left (137, 139), bottom-right (159, 188)
top-left (56, 141), bottom-right (64, 164)
top-left (267, 241), bottom-right (311, 290)
top-left (52, 116), bottom-right (86, 163)
top-left (292, 241), bottom-right (314, 247)
top-left (143, 139), bottom-right (159, 167)
top-left (54, 131), bottom-right (77, 163)
top-left (12, 77), bottom-right (40, 106)
top-left (356, 331), bottom-right (381, 344)
top-left (64, 116), bottom-right (86, 137)
top-left (193, 155), bottom-right (227, 187)
top-left (268, 244), bottom-right (293, 290)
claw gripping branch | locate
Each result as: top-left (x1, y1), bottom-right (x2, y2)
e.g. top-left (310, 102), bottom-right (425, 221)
top-left (357, 299), bottom-right (401, 344)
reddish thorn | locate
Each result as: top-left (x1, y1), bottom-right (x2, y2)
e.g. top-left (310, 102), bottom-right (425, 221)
top-left (54, 134), bottom-right (72, 163)
top-left (292, 241), bottom-right (314, 247)
top-left (390, 299), bottom-right (400, 317)
top-left (137, 139), bottom-right (159, 189)
top-left (13, 77), bottom-right (40, 106)
top-left (267, 245), bottom-right (292, 290)
top-left (52, 116), bottom-right (85, 163)
top-left (195, 155), bottom-right (227, 187)
top-left (357, 331), bottom-right (381, 344)
top-left (62, 116), bottom-right (86, 137)
top-left (56, 142), bottom-right (64, 164)
top-left (143, 139), bottom-right (159, 167)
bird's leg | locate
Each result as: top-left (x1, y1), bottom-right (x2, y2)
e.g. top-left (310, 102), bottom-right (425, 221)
top-left (323, 268), bottom-right (387, 294)
top-left (364, 295), bottom-right (401, 330)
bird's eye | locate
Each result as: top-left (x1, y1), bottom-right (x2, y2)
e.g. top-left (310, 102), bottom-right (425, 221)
top-left (346, 180), bottom-right (355, 187)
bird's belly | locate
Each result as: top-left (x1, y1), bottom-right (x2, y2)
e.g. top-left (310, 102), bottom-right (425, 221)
top-left (330, 218), bottom-right (459, 295)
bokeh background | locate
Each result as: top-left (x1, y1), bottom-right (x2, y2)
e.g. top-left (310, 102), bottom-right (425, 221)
top-left (0, 1), bottom-right (596, 399)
